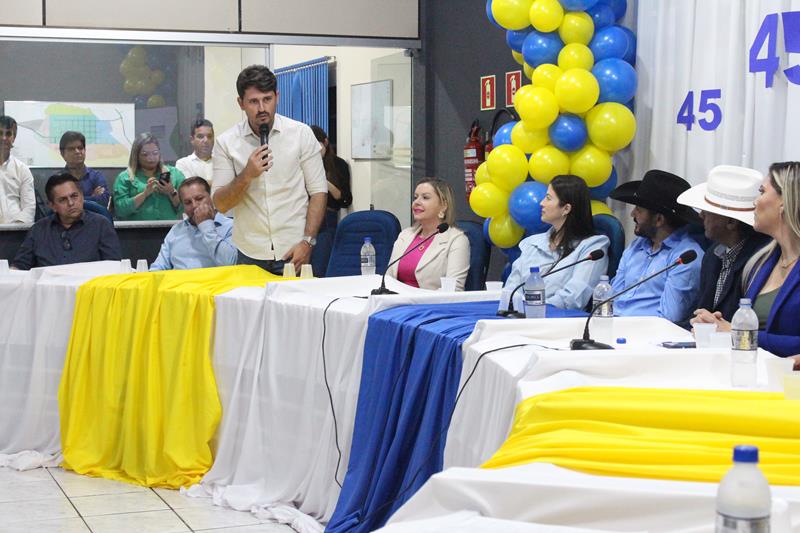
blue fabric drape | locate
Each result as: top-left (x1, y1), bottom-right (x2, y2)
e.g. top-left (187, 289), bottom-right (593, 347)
top-left (275, 57), bottom-right (329, 130)
top-left (326, 301), bottom-right (586, 532)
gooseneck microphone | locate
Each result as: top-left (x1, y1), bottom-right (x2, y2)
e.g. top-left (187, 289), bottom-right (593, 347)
top-left (371, 223), bottom-right (449, 295)
top-left (259, 123), bottom-right (270, 147)
top-left (570, 249), bottom-right (698, 350)
top-left (497, 249), bottom-right (606, 318)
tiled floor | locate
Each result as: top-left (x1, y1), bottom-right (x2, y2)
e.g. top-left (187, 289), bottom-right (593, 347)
top-left (0, 466), bottom-right (296, 533)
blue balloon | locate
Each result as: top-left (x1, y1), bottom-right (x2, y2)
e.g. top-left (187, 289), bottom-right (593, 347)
top-left (587, 3), bottom-right (615, 29)
top-left (133, 95), bottom-right (147, 108)
top-left (624, 99), bottom-right (635, 113)
top-left (493, 121), bottom-right (516, 147)
top-left (589, 25), bottom-right (630, 61)
top-left (548, 114), bottom-right (588, 152)
top-left (486, 0), bottom-right (502, 29)
top-left (560, 0), bottom-right (600, 10)
top-left (483, 218), bottom-right (493, 246)
top-left (620, 26), bottom-right (637, 64)
top-left (509, 181), bottom-right (550, 233)
top-left (590, 167), bottom-right (618, 200)
top-left (601, 0), bottom-right (628, 21)
top-left (506, 28), bottom-right (532, 53)
top-left (592, 58), bottom-right (637, 104)
top-left (522, 30), bottom-right (564, 69)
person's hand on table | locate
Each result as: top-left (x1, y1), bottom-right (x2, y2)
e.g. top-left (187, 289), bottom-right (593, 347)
top-left (690, 308), bottom-right (732, 331)
top-left (282, 241), bottom-right (312, 273)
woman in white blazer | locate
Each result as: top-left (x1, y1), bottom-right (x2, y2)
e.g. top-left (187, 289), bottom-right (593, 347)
top-left (386, 178), bottom-right (470, 290)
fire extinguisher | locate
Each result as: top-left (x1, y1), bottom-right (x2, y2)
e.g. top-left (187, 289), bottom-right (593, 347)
top-left (464, 120), bottom-right (484, 201)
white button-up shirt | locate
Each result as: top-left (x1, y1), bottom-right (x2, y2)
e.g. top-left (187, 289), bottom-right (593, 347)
top-left (212, 114), bottom-right (327, 260)
top-left (175, 152), bottom-right (214, 184)
top-left (0, 154), bottom-right (35, 224)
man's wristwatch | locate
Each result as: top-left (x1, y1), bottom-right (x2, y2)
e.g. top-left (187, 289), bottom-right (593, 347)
top-left (301, 235), bottom-right (317, 247)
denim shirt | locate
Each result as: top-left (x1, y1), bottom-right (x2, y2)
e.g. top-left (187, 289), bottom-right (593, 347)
top-left (505, 229), bottom-right (610, 310)
top-left (610, 226), bottom-right (704, 323)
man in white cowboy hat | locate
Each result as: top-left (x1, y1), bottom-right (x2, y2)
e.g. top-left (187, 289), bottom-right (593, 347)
top-left (680, 165), bottom-right (770, 325)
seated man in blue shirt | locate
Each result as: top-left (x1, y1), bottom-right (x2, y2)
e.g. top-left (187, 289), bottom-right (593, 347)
top-left (60, 131), bottom-right (111, 207)
top-left (12, 173), bottom-right (121, 269)
top-left (608, 170), bottom-right (705, 323)
top-left (150, 176), bottom-right (237, 270)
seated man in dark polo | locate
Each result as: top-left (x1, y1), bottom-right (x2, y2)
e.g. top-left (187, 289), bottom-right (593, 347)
top-left (11, 173), bottom-right (121, 269)
top-left (150, 176), bottom-right (237, 270)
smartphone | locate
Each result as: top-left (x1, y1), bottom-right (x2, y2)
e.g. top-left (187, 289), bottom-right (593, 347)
top-left (660, 341), bottom-right (697, 349)
top-left (158, 171), bottom-right (171, 184)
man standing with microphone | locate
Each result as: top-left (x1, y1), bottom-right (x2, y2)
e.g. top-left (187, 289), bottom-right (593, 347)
top-left (212, 65), bottom-right (327, 275)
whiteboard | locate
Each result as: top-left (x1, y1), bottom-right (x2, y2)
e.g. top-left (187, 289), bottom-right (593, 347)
top-left (351, 80), bottom-right (392, 159)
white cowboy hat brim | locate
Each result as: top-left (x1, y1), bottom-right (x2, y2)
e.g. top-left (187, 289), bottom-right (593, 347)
top-left (677, 183), bottom-right (755, 226)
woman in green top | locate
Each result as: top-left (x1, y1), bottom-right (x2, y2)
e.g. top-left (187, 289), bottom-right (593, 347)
top-left (113, 133), bottom-right (185, 220)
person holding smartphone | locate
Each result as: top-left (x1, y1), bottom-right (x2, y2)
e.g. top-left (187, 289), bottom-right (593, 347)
top-left (113, 133), bottom-right (185, 220)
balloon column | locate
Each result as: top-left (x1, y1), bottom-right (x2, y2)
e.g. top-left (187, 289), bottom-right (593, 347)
top-left (119, 45), bottom-right (167, 108)
top-left (473, 0), bottom-right (635, 250)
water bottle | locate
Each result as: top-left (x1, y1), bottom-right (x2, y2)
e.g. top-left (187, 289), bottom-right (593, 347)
top-left (730, 298), bottom-right (758, 388)
top-left (523, 267), bottom-right (546, 319)
top-left (716, 445), bottom-right (771, 532)
top-left (360, 237), bottom-right (376, 276)
top-left (592, 275), bottom-right (614, 344)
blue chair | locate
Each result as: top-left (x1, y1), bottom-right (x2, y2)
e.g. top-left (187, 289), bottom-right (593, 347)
top-left (326, 210), bottom-right (401, 277)
top-left (456, 220), bottom-right (491, 291)
top-left (593, 213), bottom-right (624, 278)
top-left (83, 200), bottom-right (114, 223)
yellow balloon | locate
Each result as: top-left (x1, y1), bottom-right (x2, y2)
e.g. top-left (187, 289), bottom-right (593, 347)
top-left (123, 78), bottom-right (137, 95)
top-left (529, 145), bottom-right (570, 184)
top-left (475, 162), bottom-right (492, 186)
top-left (511, 121), bottom-right (549, 153)
top-left (514, 85), bottom-right (559, 129)
top-left (529, 0), bottom-right (564, 32)
top-left (570, 144), bottom-right (613, 187)
top-left (524, 62), bottom-right (535, 80)
top-left (512, 50), bottom-right (525, 65)
top-left (531, 64), bottom-right (563, 93)
top-left (149, 69), bottom-right (165, 86)
top-left (585, 102), bottom-right (637, 152)
top-left (487, 144), bottom-right (529, 191)
top-left (558, 11), bottom-right (594, 45)
top-left (489, 213), bottom-right (525, 248)
top-left (558, 43), bottom-right (594, 71)
top-left (147, 94), bottom-right (166, 108)
top-left (492, 0), bottom-right (534, 30)
top-left (470, 183), bottom-right (510, 218)
top-left (127, 45), bottom-right (147, 66)
top-left (591, 200), bottom-right (613, 216)
top-left (555, 68), bottom-right (599, 114)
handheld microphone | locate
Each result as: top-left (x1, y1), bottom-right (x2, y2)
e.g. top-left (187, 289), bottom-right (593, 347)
top-left (371, 223), bottom-right (449, 295)
top-left (497, 249), bottom-right (606, 318)
top-left (259, 123), bottom-right (270, 146)
top-left (570, 249), bottom-right (698, 350)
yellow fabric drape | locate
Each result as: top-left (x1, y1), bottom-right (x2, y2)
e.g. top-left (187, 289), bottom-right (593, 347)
top-left (58, 265), bottom-right (278, 488)
top-left (482, 387), bottom-right (800, 486)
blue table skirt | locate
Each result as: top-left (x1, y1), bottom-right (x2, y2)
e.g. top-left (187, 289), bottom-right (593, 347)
top-left (326, 301), bottom-right (585, 532)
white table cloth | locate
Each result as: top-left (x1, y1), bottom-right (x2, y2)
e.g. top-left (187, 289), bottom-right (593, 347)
top-left (190, 276), bottom-right (498, 532)
top-left (0, 261), bottom-right (126, 469)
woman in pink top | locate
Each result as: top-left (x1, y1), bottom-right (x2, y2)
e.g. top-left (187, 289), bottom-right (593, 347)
top-left (385, 178), bottom-right (470, 290)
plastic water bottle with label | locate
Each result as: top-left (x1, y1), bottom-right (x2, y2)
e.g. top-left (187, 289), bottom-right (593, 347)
top-left (730, 298), bottom-right (758, 388)
top-left (523, 267), bottom-right (546, 319)
top-left (592, 275), bottom-right (614, 344)
top-left (360, 237), bottom-right (376, 276)
top-left (716, 445), bottom-right (771, 533)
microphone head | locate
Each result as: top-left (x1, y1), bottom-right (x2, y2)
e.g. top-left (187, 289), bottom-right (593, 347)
top-left (588, 249), bottom-right (605, 261)
top-left (678, 250), bottom-right (698, 264)
top-left (259, 124), bottom-right (269, 135)
top-left (437, 223), bottom-right (449, 233)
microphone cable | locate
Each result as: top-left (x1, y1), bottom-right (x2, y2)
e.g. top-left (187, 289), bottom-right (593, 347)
top-left (322, 297), bottom-right (345, 488)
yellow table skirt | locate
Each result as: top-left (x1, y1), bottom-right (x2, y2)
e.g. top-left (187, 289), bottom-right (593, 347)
top-left (482, 387), bottom-right (800, 486)
top-left (58, 266), bottom-right (279, 488)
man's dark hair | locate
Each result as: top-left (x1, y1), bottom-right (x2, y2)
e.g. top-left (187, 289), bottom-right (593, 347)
top-left (661, 211), bottom-right (687, 230)
top-left (45, 172), bottom-right (80, 202)
top-left (178, 176), bottom-right (211, 195)
top-left (59, 131), bottom-right (86, 153)
top-left (0, 115), bottom-right (17, 133)
top-left (190, 118), bottom-right (214, 137)
top-left (236, 65), bottom-right (277, 98)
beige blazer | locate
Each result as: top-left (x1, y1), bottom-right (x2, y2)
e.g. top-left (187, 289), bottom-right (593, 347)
top-left (386, 226), bottom-right (471, 291)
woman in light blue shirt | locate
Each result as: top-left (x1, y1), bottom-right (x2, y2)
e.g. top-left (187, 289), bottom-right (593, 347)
top-left (505, 174), bottom-right (610, 310)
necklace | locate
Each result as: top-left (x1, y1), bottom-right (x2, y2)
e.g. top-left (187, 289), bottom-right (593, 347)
top-left (779, 255), bottom-right (798, 270)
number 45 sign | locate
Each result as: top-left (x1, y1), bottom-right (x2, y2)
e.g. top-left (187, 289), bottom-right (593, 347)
top-left (750, 11), bottom-right (800, 88)
top-left (677, 89), bottom-right (723, 132)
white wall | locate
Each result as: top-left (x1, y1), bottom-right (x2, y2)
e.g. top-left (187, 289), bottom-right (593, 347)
top-left (204, 47), bottom-right (269, 135)
top-left (272, 45), bottom-right (405, 213)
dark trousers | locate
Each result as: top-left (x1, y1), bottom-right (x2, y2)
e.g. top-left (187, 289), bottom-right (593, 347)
top-left (237, 251), bottom-right (285, 276)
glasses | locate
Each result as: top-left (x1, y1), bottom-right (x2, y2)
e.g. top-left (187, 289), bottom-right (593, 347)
top-left (60, 231), bottom-right (72, 251)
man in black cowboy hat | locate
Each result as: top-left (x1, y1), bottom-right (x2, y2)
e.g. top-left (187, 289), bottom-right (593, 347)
top-left (608, 169), bottom-right (705, 323)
